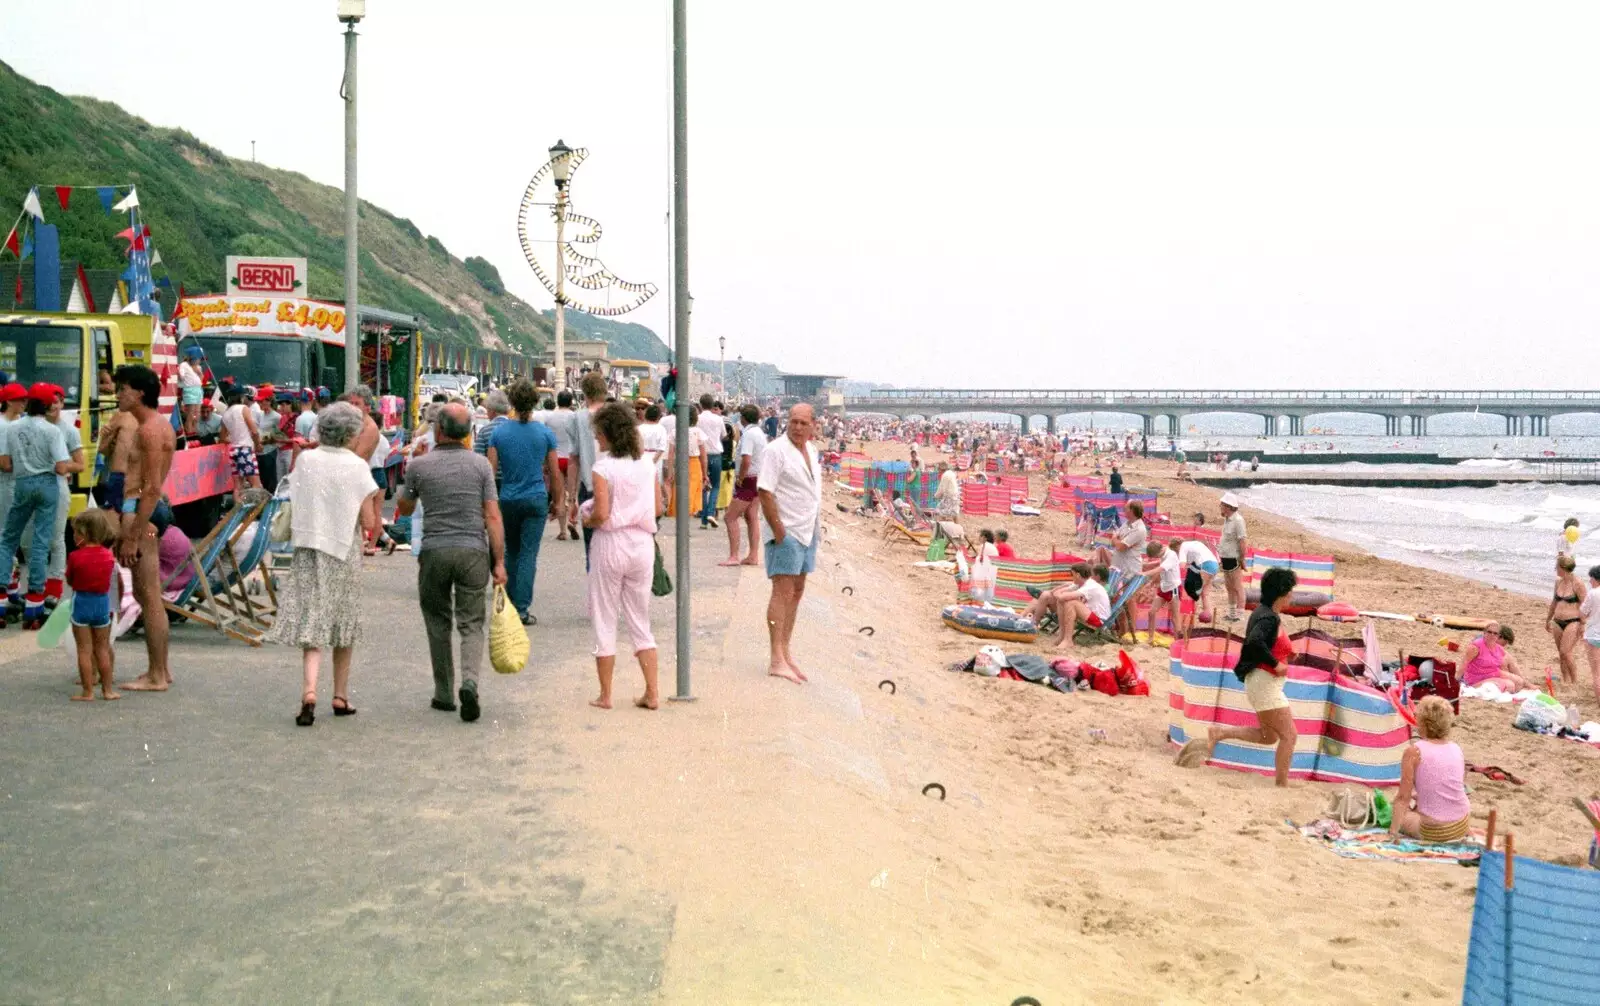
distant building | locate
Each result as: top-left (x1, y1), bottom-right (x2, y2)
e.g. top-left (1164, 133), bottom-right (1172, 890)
top-left (778, 373), bottom-right (843, 401)
top-left (540, 337), bottom-right (609, 389)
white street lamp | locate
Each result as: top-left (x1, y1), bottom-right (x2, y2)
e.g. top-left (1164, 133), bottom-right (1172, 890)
top-left (548, 139), bottom-right (573, 392)
top-left (719, 335), bottom-right (726, 397)
top-left (338, 0), bottom-right (365, 391)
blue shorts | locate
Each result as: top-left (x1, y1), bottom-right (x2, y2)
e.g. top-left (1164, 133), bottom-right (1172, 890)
top-left (70, 589), bottom-right (112, 628)
top-left (1198, 560), bottom-right (1219, 576)
top-left (765, 532), bottom-right (819, 578)
top-left (181, 386), bottom-right (204, 406)
top-left (102, 472), bottom-right (125, 513)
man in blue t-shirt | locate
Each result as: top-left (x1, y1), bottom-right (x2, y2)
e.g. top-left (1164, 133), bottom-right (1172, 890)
top-left (485, 381), bottom-right (564, 625)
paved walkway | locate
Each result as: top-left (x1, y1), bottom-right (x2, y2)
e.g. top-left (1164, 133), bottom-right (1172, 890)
top-left (0, 527), bottom-right (707, 1005)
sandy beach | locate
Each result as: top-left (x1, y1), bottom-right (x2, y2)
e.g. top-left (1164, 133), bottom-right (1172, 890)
top-left (783, 444), bottom-right (1600, 1003)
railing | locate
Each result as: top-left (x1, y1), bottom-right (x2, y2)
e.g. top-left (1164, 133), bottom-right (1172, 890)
top-left (844, 389), bottom-right (1600, 405)
top-left (1532, 461), bottom-right (1600, 479)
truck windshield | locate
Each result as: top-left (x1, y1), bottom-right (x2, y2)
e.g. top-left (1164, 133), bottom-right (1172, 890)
top-left (0, 323), bottom-right (83, 407)
top-left (194, 337), bottom-right (306, 391)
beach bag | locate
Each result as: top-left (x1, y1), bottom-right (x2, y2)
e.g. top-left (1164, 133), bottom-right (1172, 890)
top-left (652, 540), bottom-right (672, 597)
top-left (488, 586), bottom-right (528, 675)
top-left (925, 537), bottom-right (948, 562)
top-left (1328, 789), bottom-right (1377, 829)
top-left (269, 500), bottom-right (293, 543)
top-left (1114, 650), bottom-right (1150, 696)
top-left (717, 469), bottom-right (734, 509)
top-left (970, 557), bottom-right (997, 605)
top-left (973, 644), bottom-right (1007, 676)
top-left (1514, 692), bottom-right (1567, 733)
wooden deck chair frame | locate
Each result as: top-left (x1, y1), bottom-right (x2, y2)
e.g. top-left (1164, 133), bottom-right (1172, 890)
top-left (162, 496), bottom-right (267, 646)
top-left (209, 494), bottom-right (284, 637)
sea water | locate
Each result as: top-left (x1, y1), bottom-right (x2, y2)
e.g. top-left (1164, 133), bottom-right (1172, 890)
top-left (1232, 481), bottom-right (1600, 598)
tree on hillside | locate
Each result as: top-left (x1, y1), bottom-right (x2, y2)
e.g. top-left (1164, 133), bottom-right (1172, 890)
top-left (464, 256), bottom-right (504, 295)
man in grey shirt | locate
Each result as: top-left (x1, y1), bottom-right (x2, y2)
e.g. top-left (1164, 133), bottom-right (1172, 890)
top-left (569, 370), bottom-right (607, 564)
top-left (397, 403), bottom-right (506, 722)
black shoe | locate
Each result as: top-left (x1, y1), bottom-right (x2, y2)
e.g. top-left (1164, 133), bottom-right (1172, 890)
top-left (431, 697), bottom-right (457, 712)
top-left (520, 612), bottom-right (536, 626)
top-left (459, 686), bottom-right (480, 723)
top-left (295, 701), bottom-right (315, 727)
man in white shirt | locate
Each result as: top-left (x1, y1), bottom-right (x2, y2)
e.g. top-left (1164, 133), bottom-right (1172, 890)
top-left (1175, 537), bottom-right (1219, 628)
top-left (1218, 493), bottom-right (1249, 621)
top-left (1026, 562), bottom-right (1110, 651)
top-left (638, 403), bottom-right (669, 480)
top-left (696, 396), bottom-right (727, 529)
top-left (757, 403), bottom-right (821, 684)
top-left (719, 403), bottom-right (766, 568)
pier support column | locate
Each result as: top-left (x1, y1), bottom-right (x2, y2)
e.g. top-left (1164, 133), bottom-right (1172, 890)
top-left (1288, 415), bottom-right (1303, 436)
top-left (1168, 414), bottom-right (1181, 437)
top-left (1019, 415), bottom-right (1031, 435)
top-left (1047, 415), bottom-right (1057, 435)
top-left (1263, 415), bottom-right (1276, 436)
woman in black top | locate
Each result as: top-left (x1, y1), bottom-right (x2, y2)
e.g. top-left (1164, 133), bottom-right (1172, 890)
top-left (1178, 566), bottom-right (1300, 787)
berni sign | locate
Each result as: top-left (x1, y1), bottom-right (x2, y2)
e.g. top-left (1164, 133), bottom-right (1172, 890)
top-left (226, 255), bottom-right (307, 296)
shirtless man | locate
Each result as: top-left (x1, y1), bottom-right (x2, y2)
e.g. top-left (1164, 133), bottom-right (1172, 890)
top-left (96, 401), bottom-right (139, 529)
top-left (114, 365), bottom-right (177, 693)
top-left (341, 386), bottom-right (380, 463)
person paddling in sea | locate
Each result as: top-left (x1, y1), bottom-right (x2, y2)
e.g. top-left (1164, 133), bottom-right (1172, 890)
top-left (1180, 566), bottom-right (1299, 786)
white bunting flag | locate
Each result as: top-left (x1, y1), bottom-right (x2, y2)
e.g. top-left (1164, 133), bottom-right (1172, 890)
top-left (21, 187), bottom-right (43, 221)
top-left (150, 249), bottom-right (163, 266)
top-left (112, 187), bottom-right (139, 212)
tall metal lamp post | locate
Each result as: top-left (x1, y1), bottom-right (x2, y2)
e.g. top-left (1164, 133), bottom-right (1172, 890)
top-left (719, 335), bottom-right (726, 396)
top-left (548, 138), bottom-right (572, 392)
top-left (338, 0), bottom-right (365, 391)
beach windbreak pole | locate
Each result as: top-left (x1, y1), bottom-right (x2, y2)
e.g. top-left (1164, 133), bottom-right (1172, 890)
top-left (671, 0), bottom-right (694, 701)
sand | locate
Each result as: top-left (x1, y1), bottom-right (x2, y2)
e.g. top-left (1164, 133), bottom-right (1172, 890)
top-left (517, 448), bottom-right (1597, 1004)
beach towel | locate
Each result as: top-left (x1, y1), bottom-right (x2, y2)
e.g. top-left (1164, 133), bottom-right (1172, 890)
top-left (1169, 629), bottom-right (1407, 785)
top-left (1289, 820), bottom-right (1483, 864)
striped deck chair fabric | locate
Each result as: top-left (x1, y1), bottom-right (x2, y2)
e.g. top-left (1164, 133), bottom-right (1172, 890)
top-left (1245, 548), bottom-right (1336, 597)
top-left (956, 550), bottom-right (1086, 609)
top-left (1043, 484), bottom-right (1076, 512)
top-left (1167, 629), bottom-right (1407, 785)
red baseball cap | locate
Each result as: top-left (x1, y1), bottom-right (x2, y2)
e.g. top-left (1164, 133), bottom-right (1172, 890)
top-left (255, 384), bottom-right (276, 402)
top-left (26, 382), bottom-right (57, 403)
top-left (0, 383), bottom-right (26, 402)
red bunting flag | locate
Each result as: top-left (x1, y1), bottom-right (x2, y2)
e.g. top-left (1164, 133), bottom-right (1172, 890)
top-left (54, 187), bottom-right (72, 211)
top-left (132, 235), bottom-right (145, 252)
top-left (3, 227), bottom-right (17, 257)
top-left (13, 274), bottom-right (21, 304)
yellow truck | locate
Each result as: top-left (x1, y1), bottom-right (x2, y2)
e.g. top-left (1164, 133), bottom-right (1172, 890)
top-left (0, 311), bottom-right (163, 515)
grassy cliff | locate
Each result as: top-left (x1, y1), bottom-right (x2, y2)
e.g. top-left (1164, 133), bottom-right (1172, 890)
top-left (0, 59), bottom-right (585, 357)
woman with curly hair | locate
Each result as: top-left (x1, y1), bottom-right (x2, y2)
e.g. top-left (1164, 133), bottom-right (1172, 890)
top-left (582, 402), bottom-right (664, 710)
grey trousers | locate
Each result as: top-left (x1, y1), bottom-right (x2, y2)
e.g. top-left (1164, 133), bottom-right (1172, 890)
top-left (417, 547), bottom-right (490, 701)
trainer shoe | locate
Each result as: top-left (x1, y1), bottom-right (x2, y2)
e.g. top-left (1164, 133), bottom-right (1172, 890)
top-left (459, 685), bottom-right (480, 723)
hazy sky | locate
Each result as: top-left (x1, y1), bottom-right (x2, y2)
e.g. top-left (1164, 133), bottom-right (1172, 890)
top-left (6, 2), bottom-right (1600, 388)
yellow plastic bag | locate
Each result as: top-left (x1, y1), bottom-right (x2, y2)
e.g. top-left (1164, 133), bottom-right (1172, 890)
top-left (488, 586), bottom-right (529, 674)
top-left (717, 468), bottom-right (734, 509)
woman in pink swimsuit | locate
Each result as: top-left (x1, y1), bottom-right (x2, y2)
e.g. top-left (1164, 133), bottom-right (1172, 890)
top-left (1460, 621), bottom-right (1529, 692)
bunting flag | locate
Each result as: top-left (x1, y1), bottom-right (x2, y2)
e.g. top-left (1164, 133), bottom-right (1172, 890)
top-left (13, 274), bottom-right (21, 304)
top-left (97, 187), bottom-right (115, 214)
top-left (22, 188), bottom-right (44, 221)
top-left (114, 226), bottom-right (135, 248)
top-left (150, 249), bottom-right (162, 266)
top-left (53, 187), bottom-right (71, 211)
top-left (112, 187), bottom-right (139, 212)
top-left (20, 230), bottom-right (32, 261)
top-left (4, 227), bottom-right (18, 257)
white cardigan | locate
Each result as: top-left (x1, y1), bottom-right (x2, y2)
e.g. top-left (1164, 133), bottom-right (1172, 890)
top-left (289, 446), bottom-right (378, 560)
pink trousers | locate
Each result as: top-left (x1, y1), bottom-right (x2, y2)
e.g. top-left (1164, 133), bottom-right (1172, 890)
top-left (587, 529), bottom-right (656, 658)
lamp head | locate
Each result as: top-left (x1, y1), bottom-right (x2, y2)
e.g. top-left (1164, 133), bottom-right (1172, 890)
top-left (337, 0), bottom-right (365, 22)
top-left (548, 139), bottom-right (573, 188)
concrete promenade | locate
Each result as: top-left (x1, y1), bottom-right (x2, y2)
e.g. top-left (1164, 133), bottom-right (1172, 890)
top-left (0, 531), bottom-right (690, 1004)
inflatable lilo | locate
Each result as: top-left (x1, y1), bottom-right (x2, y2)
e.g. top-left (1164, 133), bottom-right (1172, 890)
top-left (940, 604), bottom-right (1038, 643)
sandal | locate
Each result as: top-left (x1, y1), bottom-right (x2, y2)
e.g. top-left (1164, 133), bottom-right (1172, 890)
top-left (332, 695), bottom-right (357, 717)
top-left (295, 693), bottom-right (316, 727)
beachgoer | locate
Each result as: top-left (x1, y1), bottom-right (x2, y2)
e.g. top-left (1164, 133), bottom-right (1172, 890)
top-left (395, 403), bottom-right (506, 722)
top-left (1108, 465), bottom-right (1123, 495)
top-left (39, 384), bottom-right (85, 605)
top-left (194, 399), bottom-right (222, 442)
top-left (1192, 566), bottom-right (1299, 787)
top-left (268, 402), bottom-right (383, 727)
top-left (545, 390), bottom-right (578, 538)
top-left (177, 345), bottom-right (205, 434)
top-left (114, 365), bottom-right (176, 692)
top-left (1390, 696), bottom-right (1472, 843)
top-left (95, 400), bottom-right (137, 528)
top-left (1582, 565), bottom-right (1600, 709)
top-left (0, 385), bottom-right (71, 627)
top-left (1218, 493), bottom-right (1248, 621)
top-left (339, 386), bottom-right (381, 475)
top-left (1558, 517), bottom-right (1580, 558)
top-left (696, 395), bottom-right (725, 529)
top-left (571, 371), bottom-right (608, 557)
top-left (933, 461), bottom-right (959, 518)
top-left (66, 509), bottom-right (118, 701)
top-left (1144, 540), bottom-right (1181, 646)
top-left (994, 529), bottom-right (1015, 559)
top-left (487, 379), bottom-right (563, 626)
top-left (758, 403), bottom-right (822, 684)
top-left (1547, 555), bottom-right (1585, 688)
top-left (1460, 622), bottom-right (1529, 693)
top-left (719, 404), bottom-right (765, 567)
top-left (1042, 563), bottom-right (1111, 651)
top-left (583, 403), bottom-right (663, 709)
top-left (1110, 500), bottom-right (1147, 581)
top-left (977, 528), bottom-right (999, 561)
top-left (219, 383), bottom-right (263, 490)
top-left (1175, 536), bottom-right (1219, 627)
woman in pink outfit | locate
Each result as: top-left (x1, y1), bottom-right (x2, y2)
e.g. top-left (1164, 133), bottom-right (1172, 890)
top-left (1390, 696), bottom-right (1472, 843)
top-left (582, 403), bottom-right (664, 710)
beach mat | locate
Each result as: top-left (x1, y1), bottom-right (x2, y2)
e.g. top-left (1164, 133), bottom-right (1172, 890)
top-left (1290, 820), bottom-right (1483, 864)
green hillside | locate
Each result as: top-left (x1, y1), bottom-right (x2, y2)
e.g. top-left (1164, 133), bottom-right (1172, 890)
top-left (0, 59), bottom-right (558, 354)
top-left (540, 310), bottom-right (670, 363)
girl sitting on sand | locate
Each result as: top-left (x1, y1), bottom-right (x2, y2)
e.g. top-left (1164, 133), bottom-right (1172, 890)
top-left (1461, 622), bottom-right (1529, 694)
top-left (1390, 696), bottom-right (1472, 843)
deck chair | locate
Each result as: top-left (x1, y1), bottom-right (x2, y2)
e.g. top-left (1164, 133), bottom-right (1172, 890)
top-left (1076, 573), bottom-right (1147, 646)
top-left (162, 496), bottom-right (267, 646)
top-left (208, 494), bottom-right (284, 638)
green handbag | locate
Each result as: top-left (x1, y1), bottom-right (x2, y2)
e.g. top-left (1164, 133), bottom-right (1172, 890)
top-left (652, 539), bottom-right (673, 597)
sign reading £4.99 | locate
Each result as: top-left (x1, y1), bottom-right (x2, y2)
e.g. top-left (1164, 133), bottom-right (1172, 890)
top-left (175, 296), bottom-right (347, 345)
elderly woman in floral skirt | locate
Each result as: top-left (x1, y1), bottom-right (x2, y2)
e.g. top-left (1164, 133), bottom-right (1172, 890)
top-left (267, 401), bottom-right (383, 727)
